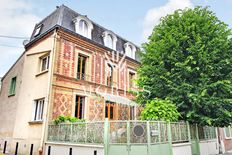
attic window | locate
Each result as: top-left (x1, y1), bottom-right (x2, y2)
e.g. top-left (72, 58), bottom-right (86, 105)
top-left (34, 24), bottom-right (42, 37)
top-left (79, 20), bottom-right (88, 37)
top-left (124, 42), bottom-right (136, 59)
top-left (73, 16), bottom-right (93, 39)
top-left (103, 31), bottom-right (117, 50)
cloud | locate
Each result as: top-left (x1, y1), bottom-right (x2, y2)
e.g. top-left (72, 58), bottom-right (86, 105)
top-left (0, 0), bottom-right (41, 77)
top-left (142, 0), bottom-right (193, 42)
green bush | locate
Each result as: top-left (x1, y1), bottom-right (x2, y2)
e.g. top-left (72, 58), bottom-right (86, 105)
top-left (141, 98), bottom-right (180, 122)
top-left (53, 115), bottom-right (85, 125)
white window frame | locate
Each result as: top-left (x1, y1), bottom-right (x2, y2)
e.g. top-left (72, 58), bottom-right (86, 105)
top-left (224, 127), bottom-right (232, 139)
top-left (73, 15), bottom-right (93, 39)
top-left (40, 55), bottom-right (50, 72)
top-left (32, 98), bottom-right (45, 121)
top-left (103, 31), bottom-right (117, 50)
top-left (124, 42), bottom-right (136, 59)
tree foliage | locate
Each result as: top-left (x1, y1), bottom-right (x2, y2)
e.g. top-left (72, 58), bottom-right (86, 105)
top-left (137, 7), bottom-right (232, 127)
top-left (141, 98), bottom-right (180, 122)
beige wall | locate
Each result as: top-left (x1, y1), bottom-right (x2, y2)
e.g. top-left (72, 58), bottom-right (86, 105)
top-left (0, 54), bottom-right (25, 139)
top-left (0, 34), bottom-right (55, 154)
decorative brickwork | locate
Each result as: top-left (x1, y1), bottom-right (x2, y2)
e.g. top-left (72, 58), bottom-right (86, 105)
top-left (52, 88), bottom-right (73, 119)
top-left (51, 32), bottom-right (139, 121)
top-left (88, 97), bottom-right (104, 121)
top-left (55, 39), bottom-right (75, 78)
top-left (118, 104), bottom-right (129, 120)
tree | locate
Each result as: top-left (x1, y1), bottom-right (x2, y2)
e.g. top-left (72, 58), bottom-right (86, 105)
top-left (137, 7), bottom-right (232, 127)
top-left (141, 98), bottom-right (180, 122)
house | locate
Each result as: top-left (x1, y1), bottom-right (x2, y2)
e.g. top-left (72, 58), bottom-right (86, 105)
top-left (218, 127), bottom-right (232, 153)
top-left (0, 5), bottom-right (140, 155)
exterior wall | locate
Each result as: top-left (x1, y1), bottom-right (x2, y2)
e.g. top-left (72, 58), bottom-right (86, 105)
top-left (44, 143), bottom-right (104, 155)
top-left (199, 140), bottom-right (219, 155)
top-left (0, 54), bottom-right (25, 150)
top-left (49, 30), bottom-right (140, 122)
top-left (219, 128), bottom-right (232, 152)
top-left (172, 143), bottom-right (192, 155)
top-left (0, 33), bottom-right (55, 155)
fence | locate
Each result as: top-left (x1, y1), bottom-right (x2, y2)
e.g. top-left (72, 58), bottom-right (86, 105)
top-left (47, 120), bottom-right (216, 144)
top-left (46, 120), bottom-right (217, 155)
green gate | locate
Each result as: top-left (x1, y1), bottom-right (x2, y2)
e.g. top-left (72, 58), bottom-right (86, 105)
top-left (105, 121), bottom-right (177, 155)
top-left (190, 124), bottom-right (200, 155)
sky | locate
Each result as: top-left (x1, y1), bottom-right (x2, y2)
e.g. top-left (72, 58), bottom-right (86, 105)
top-left (0, 0), bottom-right (232, 77)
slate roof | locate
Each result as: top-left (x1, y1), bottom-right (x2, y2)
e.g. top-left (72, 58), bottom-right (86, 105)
top-left (29, 5), bottom-right (140, 61)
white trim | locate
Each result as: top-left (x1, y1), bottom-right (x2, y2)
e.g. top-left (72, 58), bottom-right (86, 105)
top-left (102, 31), bottom-right (117, 50)
top-left (73, 15), bottom-right (93, 39)
top-left (124, 42), bottom-right (136, 59)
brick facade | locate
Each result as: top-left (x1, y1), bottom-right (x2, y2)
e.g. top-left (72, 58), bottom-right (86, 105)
top-left (50, 30), bottom-right (140, 122)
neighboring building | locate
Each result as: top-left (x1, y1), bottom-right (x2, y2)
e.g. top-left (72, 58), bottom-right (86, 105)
top-left (0, 5), bottom-right (140, 155)
top-left (218, 127), bottom-right (232, 153)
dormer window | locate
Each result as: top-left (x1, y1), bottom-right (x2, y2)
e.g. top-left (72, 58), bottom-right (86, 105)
top-left (79, 20), bottom-right (88, 37)
top-left (106, 34), bottom-right (113, 49)
top-left (73, 15), bottom-right (93, 39)
top-left (34, 24), bottom-right (42, 37)
top-left (124, 42), bottom-right (136, 59)
top-left (103, 31), bottom-right (117, 50)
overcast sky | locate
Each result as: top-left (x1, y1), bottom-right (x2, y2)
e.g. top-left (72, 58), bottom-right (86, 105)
top-left (0, 0), bottom-right (232, 77)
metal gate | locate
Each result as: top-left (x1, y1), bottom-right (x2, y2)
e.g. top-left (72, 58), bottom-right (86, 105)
top-left (106, 121), bottom-right (174, 155)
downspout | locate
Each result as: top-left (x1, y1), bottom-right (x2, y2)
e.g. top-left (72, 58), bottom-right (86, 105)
top-left (39, 28), bottom-right (58, 154)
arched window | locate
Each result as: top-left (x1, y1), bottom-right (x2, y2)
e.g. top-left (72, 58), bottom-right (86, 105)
top-left (128, 45), bottom-right (133, 57)
top-left (73, 16), bottom-right (93, 39)
top-left (106, 34), bottom-right (113, 49)
top-left (103, 31), bottom-right (117, 50)
top-left (124, 42), bottom-right (136, 59)
top-left (79, 20), bottom-right (88, 37)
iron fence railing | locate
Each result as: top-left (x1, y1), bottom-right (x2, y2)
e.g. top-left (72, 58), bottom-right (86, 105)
top-left (47, 120), bottom-right (217, 145)
top-left (47, 122), bottom-right (104, 144)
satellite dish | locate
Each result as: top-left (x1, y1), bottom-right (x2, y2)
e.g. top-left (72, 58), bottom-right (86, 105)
top-left (133, 124), bottom-right (145, 137)
top-left (23, 40), bottom-right (29, 46)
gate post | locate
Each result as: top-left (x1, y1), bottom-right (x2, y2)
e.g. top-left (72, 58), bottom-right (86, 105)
top-left (147, 121), bottom-right (151, 155)
top-left (104, 118), bottom-right (109, 155)
top-left (195, 124), bottom-right (201, 155)
top-left (167, 122), bottom-right (173, 155)
top-left (187, 122), bottom-right (191, 142)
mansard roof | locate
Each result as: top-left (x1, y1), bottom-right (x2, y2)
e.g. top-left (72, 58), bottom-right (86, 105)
top-left (29, 5), bottom-right (140, 60)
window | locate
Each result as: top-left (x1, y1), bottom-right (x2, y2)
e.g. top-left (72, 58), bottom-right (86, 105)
top-left (75, 95), bottom-right (85, 119)
top-left (106, 64), bottom-right (113, 86)
top-left (103, 31), bottom-right (117, 50)
top-left (124, 42), bottom-right (136, 59)
top-left (41, 55), bottom-right (49, 72)
top-left (225, 127), bottom-right (232, 139)
top-left (129, 72), bottom-right (135, 88)
top-left (105, 34), bottom-right (113, 49)
top-left (130, 106), bottom-right (135, 120)
top-left (33, 99), bottom-right (44, 121)
top-left (79, 20), bottom-right (88, 37)
top-left (9, 76), bottom-right (17, 95)
top-left (34, 24), bottom-right (42, 37)
top-left (73, 16), bottom-right (93, 39)
top-left (77, 54), bottom-right (87, 80)
top-left (105, 102), bottom-right (115, 120)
